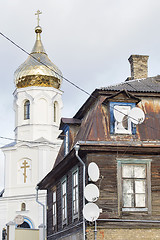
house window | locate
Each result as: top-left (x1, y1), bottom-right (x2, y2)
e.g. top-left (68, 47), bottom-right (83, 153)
top-left (114, 105), bottom-right (131, 134)
top-left (53, 190), bottom-right (57, 229)
top-left (72, 169), bottom-right (79, 219)
top-left (117, 159), bottom-right (151, 214)
top-left (110, 102), bottom-right (136, 135)
top-left (61, 178), bottom-right (67, 225)
top-left (24, 100), bottom-right (30, 120)
top-left (65, 129), bottom-right (69, 156)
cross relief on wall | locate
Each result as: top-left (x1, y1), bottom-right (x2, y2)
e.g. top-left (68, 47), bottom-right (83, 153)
top-left (18, 159), bottom-right (31, 184)
top-left (21, 160), bottom-right (30, 183)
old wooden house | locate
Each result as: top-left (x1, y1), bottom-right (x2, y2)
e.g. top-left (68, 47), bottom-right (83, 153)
top-left (38, 55), bottom-right (160, 240)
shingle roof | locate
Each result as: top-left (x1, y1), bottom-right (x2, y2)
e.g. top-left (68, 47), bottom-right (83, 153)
top-left (100, 75), bottom-right (160, 93)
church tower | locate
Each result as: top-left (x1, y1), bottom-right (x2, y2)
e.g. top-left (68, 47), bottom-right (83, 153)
top-left (0, 11), bottom-right (62, 231)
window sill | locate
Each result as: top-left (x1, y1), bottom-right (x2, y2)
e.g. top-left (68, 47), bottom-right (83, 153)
top-left (72, 214), bottom-right (79, 222)
top-left (122, 207), bottom-right (148, 212)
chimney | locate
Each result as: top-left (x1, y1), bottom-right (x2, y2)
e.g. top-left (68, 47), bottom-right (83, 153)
top-left (128, 55), bottom-right (149, 80)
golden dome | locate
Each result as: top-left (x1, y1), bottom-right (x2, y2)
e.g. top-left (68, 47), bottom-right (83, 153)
top-left (14, 26), bottom-right (63, 89)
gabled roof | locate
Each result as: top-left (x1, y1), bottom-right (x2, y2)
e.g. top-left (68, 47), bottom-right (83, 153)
top-left (102, 89), bottom-right (141, 104)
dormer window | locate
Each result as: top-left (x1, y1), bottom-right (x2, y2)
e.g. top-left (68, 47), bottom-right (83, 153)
top-left (110, 102), bottom-right (136, 135)
top-left (114, 105), bottom-right (132, 134)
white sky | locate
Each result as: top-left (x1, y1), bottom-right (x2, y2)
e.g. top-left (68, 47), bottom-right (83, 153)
top-left (0, 0), bottom-right (160, 190)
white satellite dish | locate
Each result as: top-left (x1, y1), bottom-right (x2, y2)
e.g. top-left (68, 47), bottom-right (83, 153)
top-left (84, 184), bottom-right (100, 202)
top-left (88, 162), bottom-right (100, 182)
top-left (128, 107), bottom-right (145, 124)
top-left (113, 105), bottom-right (128, 122)
top-left (83, 203), bottom-right (100, 222)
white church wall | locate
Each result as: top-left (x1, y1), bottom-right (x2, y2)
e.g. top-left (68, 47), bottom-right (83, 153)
top-left (3, 142), bottom-right (61, 198)
top-left (0, 19), bottom-right (64, 235)
top-left (13, 86), bottom-right (63, 142)
top-left (0, 192), bottom-right (46, 231)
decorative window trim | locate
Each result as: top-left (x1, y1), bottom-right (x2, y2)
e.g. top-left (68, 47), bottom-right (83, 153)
top-left (117, 158), bottom-right (152, 216)
top-left (110, 102), bottom-right (136, 135)
top-left (72, 167), bottom-right (79, 221)
top-left (52, 188), bottom-right (57, 230)
top-left (61, 177), bottom-right (67, 226)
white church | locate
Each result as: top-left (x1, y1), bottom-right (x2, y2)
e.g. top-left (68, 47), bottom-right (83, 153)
top-left (0, 11), bottom-right (63, 233)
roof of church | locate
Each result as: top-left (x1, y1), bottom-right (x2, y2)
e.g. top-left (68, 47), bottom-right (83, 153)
top-left (1, 141), bottom-right (16, 149)
top-left (14, 25), bottom-right (63, 89)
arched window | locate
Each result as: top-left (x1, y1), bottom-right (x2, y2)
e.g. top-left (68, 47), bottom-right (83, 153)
top-left (24, 100), bottom-right (30, 120)
top-left (21, 202), bottom-right (26, 211)
top-left (54, 101), bottom-right (58, 123)
top-left (18, 221), bottom-right (30, 228)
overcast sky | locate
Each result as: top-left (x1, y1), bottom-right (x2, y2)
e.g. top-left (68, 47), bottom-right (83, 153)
top-left (0, 0), bottom-right (160, 190)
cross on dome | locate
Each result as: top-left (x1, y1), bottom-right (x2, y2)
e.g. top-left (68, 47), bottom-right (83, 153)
top-left (35, 10), bottom-right (42, 26)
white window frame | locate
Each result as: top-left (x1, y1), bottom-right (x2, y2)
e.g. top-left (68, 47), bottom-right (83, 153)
top-left (117, 158), bottom-right (152, 215)
top-left (61, 178), bottom-right (67, 225)
top-left (65, 129), bottom-right (69, 156)
top-left (114, 105), bottom-right (132, 134)
top-left (52, 189), bottom-right (57, 229)
top-left (72, 168), bottom-right (79, 220)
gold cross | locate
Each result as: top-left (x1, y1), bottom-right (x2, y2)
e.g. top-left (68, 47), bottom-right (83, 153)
top-left (21, 160), bottom-right (30, 183)
top-left (35, 10), bottom-right (42, 26)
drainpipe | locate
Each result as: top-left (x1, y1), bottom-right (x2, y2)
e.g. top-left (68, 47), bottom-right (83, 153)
top-left (74, 144), bottom-right (86, 240)
top-left (36, 186), bottom-right (45, 240)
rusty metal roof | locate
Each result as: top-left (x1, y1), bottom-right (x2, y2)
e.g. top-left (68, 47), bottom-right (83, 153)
top-left (54, 75), bottom-right (160, 169)
top-left (39, 75), bottom-right (160, 189)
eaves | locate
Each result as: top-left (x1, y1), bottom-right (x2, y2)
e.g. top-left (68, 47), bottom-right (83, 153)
top-left (37, 140), bottom-right (160, 190)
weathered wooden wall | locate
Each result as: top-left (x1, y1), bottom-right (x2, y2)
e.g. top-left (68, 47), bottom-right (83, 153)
top-left (87, 152), bottom-right (160, 222)
top-left (47, 162), bottom-right (84, 239)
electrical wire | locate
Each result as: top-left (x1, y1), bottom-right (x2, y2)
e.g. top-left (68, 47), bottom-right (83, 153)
top-left (0, 135), bottom-right (61, 148)
top-left (0, 31), bottom-right (147, 125)
top-left (0, 31), bottom-right (92, 98)
top-left (0, 30), bottom-right (159, 141)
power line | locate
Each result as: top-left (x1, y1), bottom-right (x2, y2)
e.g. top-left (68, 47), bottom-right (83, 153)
top-left (0, 31), bottom-right (145, 125)
top-left (0, 135), bottom-right (60, 148)
top-left (0, 31), bottom-right (92, 98)
top-left (0, 31), bottom-right (160, 136)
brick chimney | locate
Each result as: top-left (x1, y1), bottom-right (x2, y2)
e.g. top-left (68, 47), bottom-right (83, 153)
top-left (128, 55), bottom-right (149, 80)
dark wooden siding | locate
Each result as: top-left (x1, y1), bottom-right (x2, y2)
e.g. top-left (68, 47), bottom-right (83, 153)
top-left (46, 162), bottom-right (84, 239)
top-left (87, 152), bottom-right (160, 222)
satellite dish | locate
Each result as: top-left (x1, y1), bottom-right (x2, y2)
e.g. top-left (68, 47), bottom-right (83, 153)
top-left (88, 162), bottom-right (100, 182)
top-left (113, 105), bottom-right (125, 122)
top-left (14, 215), bottom-right (24, 225)
top-left (128, 107), bottom-right (145, 124)
top-left (83, 203), bottom-right (100, 222)
top-left (84, 184), bottom-right (100, 202)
